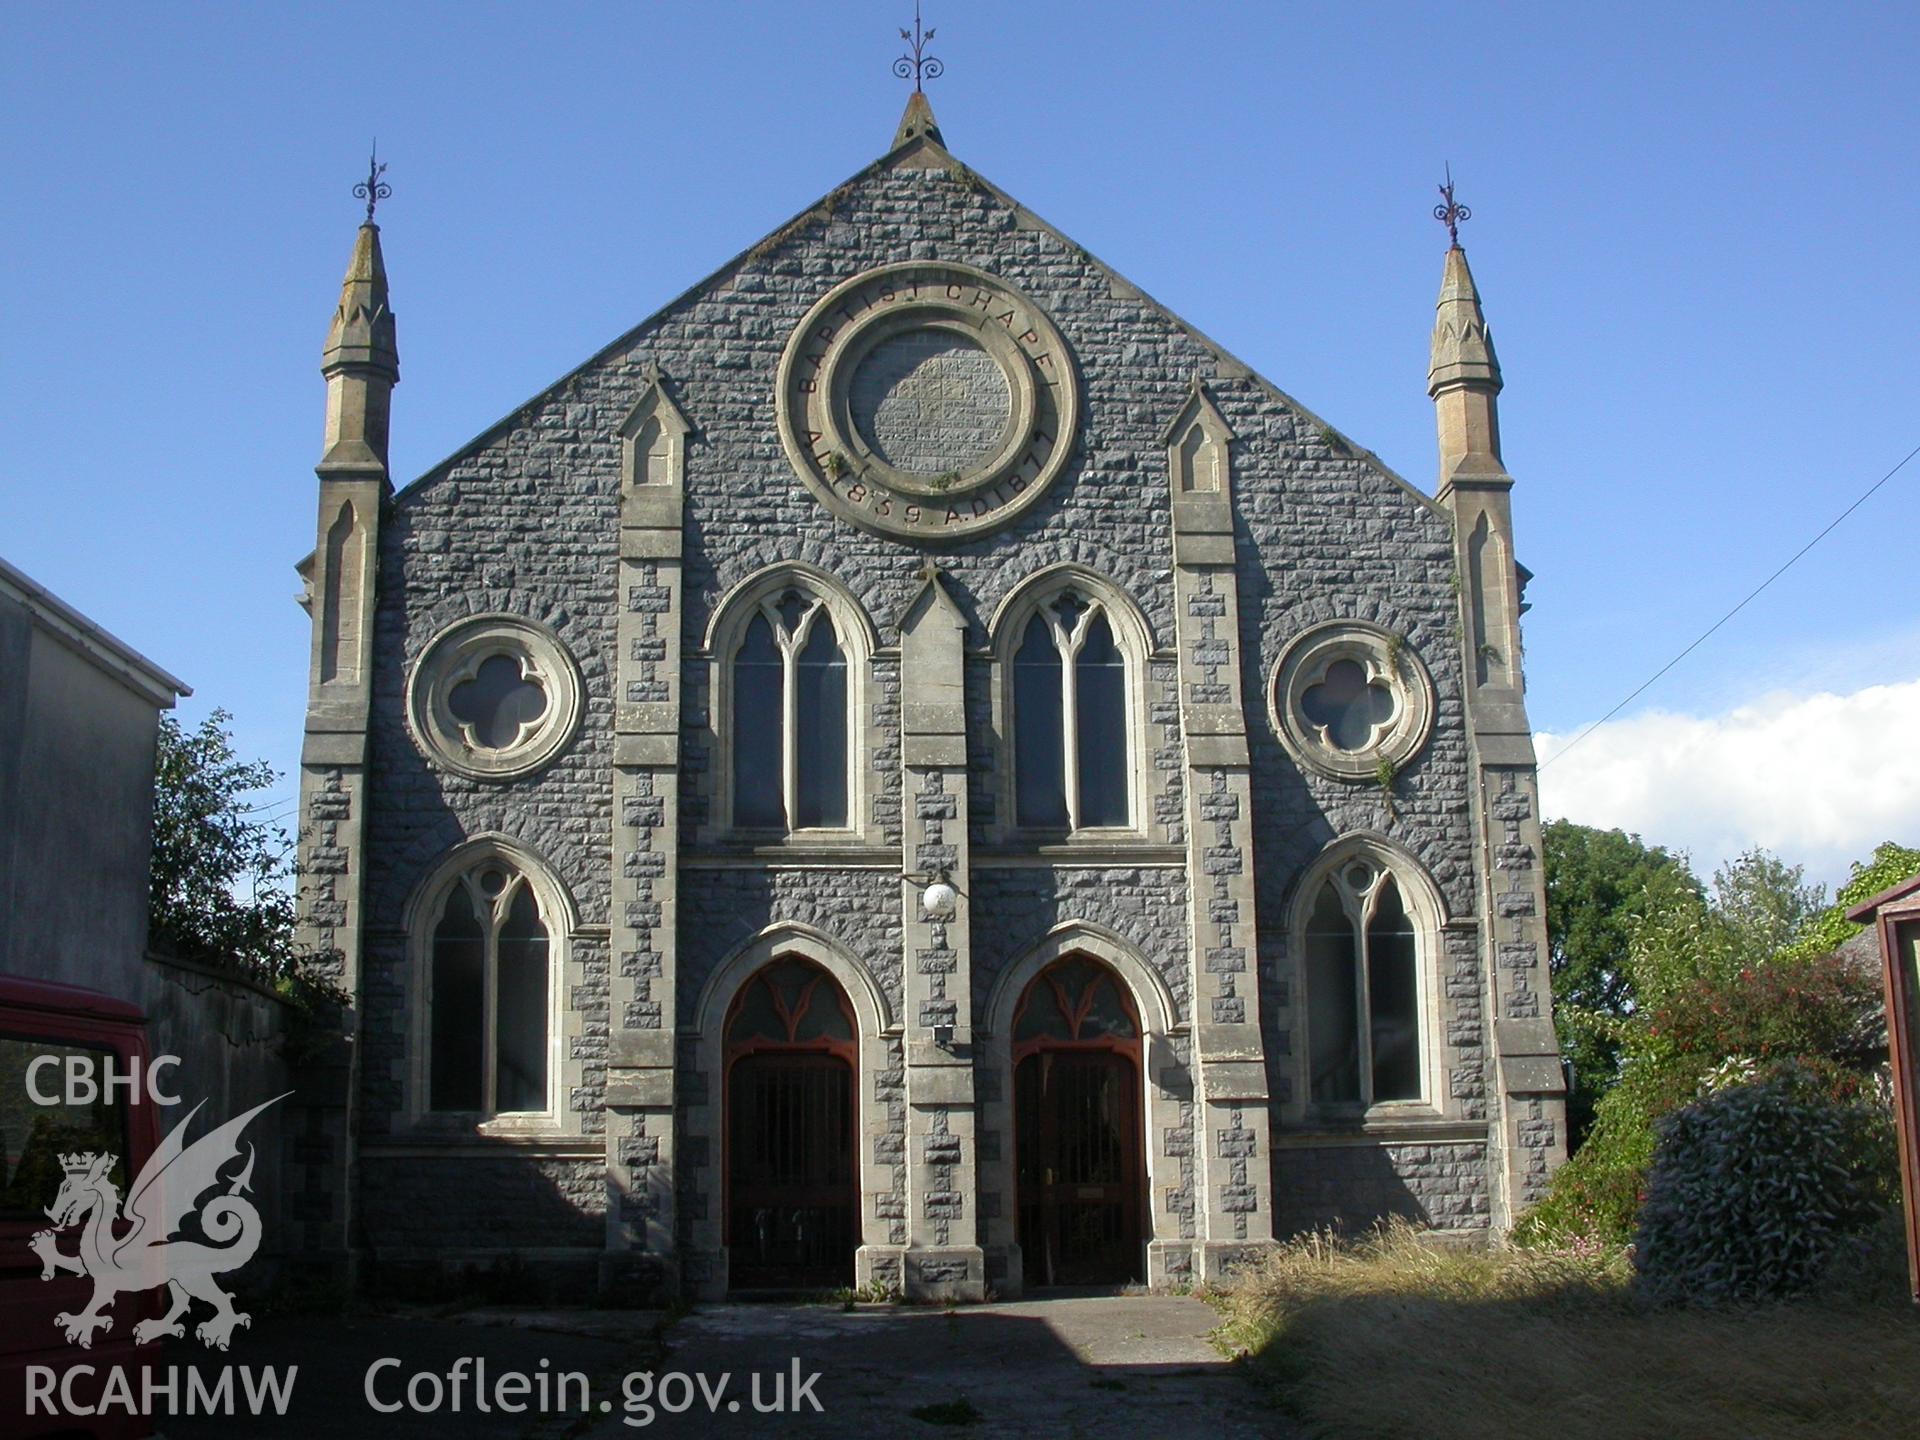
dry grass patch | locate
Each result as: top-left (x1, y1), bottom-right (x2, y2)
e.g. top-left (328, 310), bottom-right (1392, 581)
top-left (1212, 1220), bottom-right (1920, 1440)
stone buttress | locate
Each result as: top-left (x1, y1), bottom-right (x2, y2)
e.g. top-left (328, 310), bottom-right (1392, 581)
top-left (603, 367), bottom-right (691, 1288)
top-left (894, 566), bottom-right (984, 1298)
top-left (1162, 380), bottom-right (1278, 1280)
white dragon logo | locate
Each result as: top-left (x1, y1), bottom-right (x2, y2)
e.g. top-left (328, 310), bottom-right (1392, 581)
top-left (28, 1093), bottom-right (286, 1351)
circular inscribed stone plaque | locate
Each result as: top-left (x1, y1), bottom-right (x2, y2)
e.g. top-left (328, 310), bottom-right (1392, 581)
top-left (850, 330), bottom-right (1012, 475)
top-left (776, 261), bottom-right (1080, 543)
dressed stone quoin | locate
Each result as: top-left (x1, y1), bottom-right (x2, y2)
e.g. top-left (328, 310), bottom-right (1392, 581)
top-left (293, 94), bottom-right (1567, 1300)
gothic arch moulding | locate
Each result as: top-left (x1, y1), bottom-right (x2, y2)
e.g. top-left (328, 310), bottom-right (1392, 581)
top-left (1284, 831), bottom-right (1451, 931)
top-left (318, 498), bottom-right (366, 685)
top-left (401, 831), bottom-right (584, 939)
top-left (702, 561), bottom-right (881, 658)
top-left (1158, 377), bottom-right (1237, 498)
top-left (679, 920), bottom-right (903, 1298)
top-left (988, 564), bottom-right (1158, 838)
top-left (1285, 832), bottom-right (1452, 1116)
top-left (616, 367), bottom-right (693, 492)
top-left (973, 920), bottom-right (1189, 1292)
top-left (986, 562), bottom-right (1158, 658)
top-left (979, 537), bottom-right (1172, 652)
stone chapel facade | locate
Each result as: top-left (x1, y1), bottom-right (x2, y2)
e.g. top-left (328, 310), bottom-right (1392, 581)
top-left (293, 94), bottom-right (1566, 1300)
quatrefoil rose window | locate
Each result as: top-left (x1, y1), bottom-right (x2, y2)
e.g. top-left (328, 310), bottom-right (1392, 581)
top-left (1300, 660), bottom-right (1396, 751)
top-left (409, 617), bottom-right (583, 780)
top-left (448, 654), bottom-right (549, 748)
top-left (1272, 623), bottom-right (1433, 780)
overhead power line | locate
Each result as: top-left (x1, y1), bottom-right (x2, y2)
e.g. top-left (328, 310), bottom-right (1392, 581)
top-left (1541, 438), bottom-right (1920, 771)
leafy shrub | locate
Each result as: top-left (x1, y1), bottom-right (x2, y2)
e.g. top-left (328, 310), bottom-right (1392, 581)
top-left (1523, 892), bottom-right (1902, 1248)
top-left (1633, 1065), bottom-right (1890, 1303)
top-left (1514, 1054), bottom-right (1708, 1245)
top-left (1779, 842), bottom-right (1920, 963)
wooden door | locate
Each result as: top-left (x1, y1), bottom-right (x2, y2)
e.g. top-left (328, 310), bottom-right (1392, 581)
top-left (1016, 1050), bottom-right (1143, 1285)
top-left (1011, 957), bottom-right (1146, 1287)
top-left (724, 958), bottom-right (859, 1290)
top-left (726, 1052), bottom-right (855, 1289)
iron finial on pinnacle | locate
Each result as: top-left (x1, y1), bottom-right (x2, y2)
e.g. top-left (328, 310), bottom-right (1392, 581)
top-left (354, 143), bottom-right (392, 224)
top-left (895, 2), bottom-right (943, 93)
top-left (1434, 163), bottom-right (1470, 248)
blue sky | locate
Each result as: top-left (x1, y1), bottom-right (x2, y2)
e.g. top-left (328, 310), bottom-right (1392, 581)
top-left (3, 2), bottom-right (1914, 889)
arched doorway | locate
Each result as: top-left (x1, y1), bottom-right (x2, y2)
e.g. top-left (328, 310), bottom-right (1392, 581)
top-left (1012, 956), bottom-right (1146, 1286)
top-left (724, 957), bottom-right (858, 1290)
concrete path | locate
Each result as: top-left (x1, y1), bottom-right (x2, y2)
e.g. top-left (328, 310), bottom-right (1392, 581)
top-left (577, 1294), bottom-right (1291, 1438)
top-left (150, 1294), bottom-right (1290, 1438)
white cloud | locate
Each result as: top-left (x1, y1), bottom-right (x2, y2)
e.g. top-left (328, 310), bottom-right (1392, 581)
top-left (1535, 678), bottom-right (1920, 892)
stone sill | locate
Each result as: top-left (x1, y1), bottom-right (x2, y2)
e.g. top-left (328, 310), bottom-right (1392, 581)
top-left (972, 844), bottom-right (1187, 867)
top-left (1272, 1120), bottom-right (1490, 1147)
top-left (362, 1136), bottom-right (605, 1160)
top-left (683, 846), bottom-right (903, 868)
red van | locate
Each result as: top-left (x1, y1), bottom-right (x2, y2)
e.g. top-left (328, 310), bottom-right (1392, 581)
top-left (0, 976), bottom-right (162, 1439)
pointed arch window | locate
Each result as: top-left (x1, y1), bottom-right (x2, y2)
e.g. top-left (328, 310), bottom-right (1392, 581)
top-left (429, 862), bottom-right (552, 1116)
top-left (1303, 857), bottom-right (1424, 1107)
top-left (732, 589), bottom-right (849, 831)
top-left (1013, 590), bottom-right (1130, 831)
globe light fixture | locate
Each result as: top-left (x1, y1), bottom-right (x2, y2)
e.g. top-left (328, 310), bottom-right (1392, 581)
top-left (921, 878), bottom-right (959, 919)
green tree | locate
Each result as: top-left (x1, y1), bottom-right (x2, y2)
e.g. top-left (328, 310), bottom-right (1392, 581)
top-left (149, 709), bottom-right (302, 978)
top-left (1711, 849), bottom-right (1826, 963)
top-left (1542, 821), bottom-right (1694, 1145)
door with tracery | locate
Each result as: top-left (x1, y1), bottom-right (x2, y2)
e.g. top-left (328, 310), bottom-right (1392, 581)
top-left (725, 959), bottom-right (858, 1289)
top-left (1012, 957), bottom-right (1145, 1286)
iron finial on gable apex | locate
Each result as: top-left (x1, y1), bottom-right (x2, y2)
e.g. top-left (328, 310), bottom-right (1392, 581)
top-left (1434, 163), bottom-right (1470, 248)
top-left (895, 2), bottom-right (943, 92)
top-left (354, 142), bottom-right (391, 224)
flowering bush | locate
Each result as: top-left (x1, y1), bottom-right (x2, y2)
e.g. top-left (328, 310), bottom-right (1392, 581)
top-left (1646, 953), bottom-right (1881, 1070)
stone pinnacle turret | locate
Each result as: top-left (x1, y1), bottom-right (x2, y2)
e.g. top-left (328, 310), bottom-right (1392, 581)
top-left (318, 220), bottom-right (399, 477)
top-left (1422, 177), bottom-right (1570, 1229)
top-left (1427, 242), bottom-right (1504, 490)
